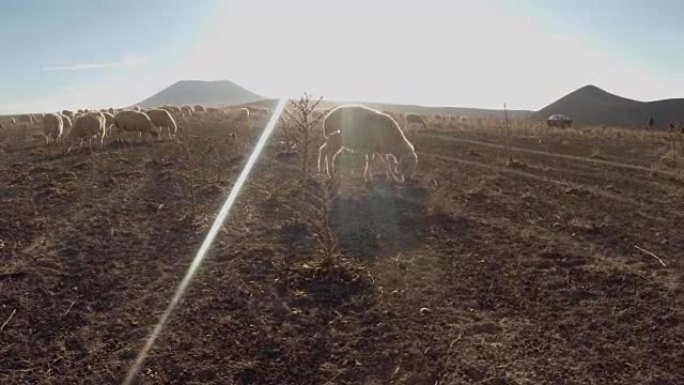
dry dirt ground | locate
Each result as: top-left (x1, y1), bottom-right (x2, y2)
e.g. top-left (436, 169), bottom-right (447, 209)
top-left (1, 117), bottom-right (684, 384)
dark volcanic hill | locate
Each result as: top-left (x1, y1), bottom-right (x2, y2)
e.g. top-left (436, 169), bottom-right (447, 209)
top-left (531, 85), bottom-right (684, 128)
top-left (133, 80), bottom-right (265, 108)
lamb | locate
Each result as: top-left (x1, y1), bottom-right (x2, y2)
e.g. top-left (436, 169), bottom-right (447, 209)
top-left (42, 113), bottom-right (64, 144)
top-left (112, 110), bottom-right (158, 142)
top-left (64, 112), bottom-right (106, 150)
top-left (145, 108), bottom-right (177, 139)
top-left (405, 113), bottom-right (427, 130)
top-left (318, 105), bottom-right (418, 182)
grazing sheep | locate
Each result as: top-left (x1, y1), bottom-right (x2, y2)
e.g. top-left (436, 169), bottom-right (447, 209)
top-left (0, 123), bottom-right (4, 129)
top-left (181, 105), bottom-right (193, 118)
top-left (65, 112), bottom-right (106, 150)
top-left (405, 113), bottom-right (427, 130)
top-left (60, 114), bottom-right (73, 133)
top-left (193, 105), bottom-right (206, 113)
top-left (382, 111), bottom-right (407, 130)
top-left (17, 114), bottom-right (33, 127)
top-left (145, 108), bottom-right (177, 139)
top-left (101, 111), bottom-right (115, 135)
top-left (319, 105), bottom-right (418, 182)
top-left (10, 118), bottom-right (16, 125)
top-left (42, 113), bottom-right (63, 144)
top-left (112, 110), bottom-right (158, 141)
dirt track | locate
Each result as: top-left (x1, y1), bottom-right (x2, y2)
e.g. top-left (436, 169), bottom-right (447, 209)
top-left (1, 120), bottom-right (683, 384)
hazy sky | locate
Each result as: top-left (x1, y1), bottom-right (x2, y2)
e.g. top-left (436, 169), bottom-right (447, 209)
top-left (1, 0), bottom-right (683, 113)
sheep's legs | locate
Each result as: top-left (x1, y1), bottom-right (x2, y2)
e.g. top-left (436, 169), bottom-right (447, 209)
top-left (317, 143), bottom-right (328, 174)
top-left (363, 154), bottom-right (372, 182)
top-left (330, 148), bottom-right (344, 177)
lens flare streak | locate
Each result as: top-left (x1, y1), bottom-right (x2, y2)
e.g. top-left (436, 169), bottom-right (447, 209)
top-left (122, 98), bottom-right (288, 385)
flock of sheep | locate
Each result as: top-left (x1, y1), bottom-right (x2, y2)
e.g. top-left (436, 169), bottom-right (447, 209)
top-left (7, 104), bottom-right (257, 152)
top-left (4, 103), bottom-right (424, 182)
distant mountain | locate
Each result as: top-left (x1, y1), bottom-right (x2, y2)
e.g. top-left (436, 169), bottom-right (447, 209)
top-left (243, 99), bottom-right (533, 120)
top-left (133, 80), bottom-right (265, 108)
top-left (531, 85), bottom-right (684, 128)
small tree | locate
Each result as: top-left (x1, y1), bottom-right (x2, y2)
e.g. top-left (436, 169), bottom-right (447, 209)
top-left (282, 93), bottom-right (325, 180)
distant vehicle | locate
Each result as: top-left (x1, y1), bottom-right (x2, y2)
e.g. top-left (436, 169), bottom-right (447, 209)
top-left (547, 114), bottom-right (573, 128)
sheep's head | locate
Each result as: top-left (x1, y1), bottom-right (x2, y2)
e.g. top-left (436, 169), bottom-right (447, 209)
top-left (397, 152), bottom-right (417, 182)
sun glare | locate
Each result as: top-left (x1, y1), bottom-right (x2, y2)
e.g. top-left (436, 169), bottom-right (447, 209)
top-left (121, 99), bottom-right (287, 385)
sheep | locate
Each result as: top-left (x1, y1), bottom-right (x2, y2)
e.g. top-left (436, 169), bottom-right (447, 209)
top-left (101, 111), bottom-right (115, 135)
top-left (10, 118), bottom-right (16, 125)
top-left (42, 113), bottom-right (64, 144)
top-left (17, 114), bottom-right (34, 127)
top-left (112, 110), bottom-right (158, 142)
top-left (224, 108), bottom-right (251, 146)
top-left (318, 105), bottom-right (418, 183)
top-left (60, 114), bottom-right (73, 133)
top-left (64, 112), bottom-right (106, 151)
top-left (132, 106), bottom-right (141, 112)
top-left (145, 108), bottom-right (177, 139)
top-left (193, 105), bottom-right (206, 113)
top-left (405, 113), bottom-right (427, 130)
top-left (383, 111), bottom-right (407, 130)
top-left (181, 105), bottom-right (193, 118)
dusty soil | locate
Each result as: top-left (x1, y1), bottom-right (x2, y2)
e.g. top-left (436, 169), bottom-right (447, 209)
top-left (1, 118), bottom-right (684, 384)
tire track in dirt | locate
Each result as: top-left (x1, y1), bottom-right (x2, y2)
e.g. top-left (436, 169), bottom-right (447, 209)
top-left (418, 133), bottom-right (683, 177)
top-left (415, 133), bottom-right (684, 207)
top-left (417, 150), bottom-right (683, 269)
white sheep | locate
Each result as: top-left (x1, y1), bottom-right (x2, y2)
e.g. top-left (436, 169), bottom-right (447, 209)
top-left (193, 105), bottom-right (206, 113)
top-left (60, 114), bottom-right (73, 133)
top-left (224, 108), bottom-right (250, 146)
top-left (318, 105), bottom-right (417, 183)
top-left (100, 111), bottom-right (115, 135)
top-left (112, 110), bottom-right (158, 142)
top-left (42, 113), bottom-right (63, 144)
top-left (10, 118), bottom-right (16, 125)
top-left (65, 112), bottom-right (106, 151)
top-left (145, 108), bottom-right (177, 139)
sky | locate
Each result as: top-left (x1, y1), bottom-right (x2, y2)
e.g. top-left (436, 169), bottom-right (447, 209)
top-left (1, 0), bottom-right (683, 113)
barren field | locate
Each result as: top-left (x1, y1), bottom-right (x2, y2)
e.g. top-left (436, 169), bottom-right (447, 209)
top-left (1, 117), bottom-right (684, 384)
